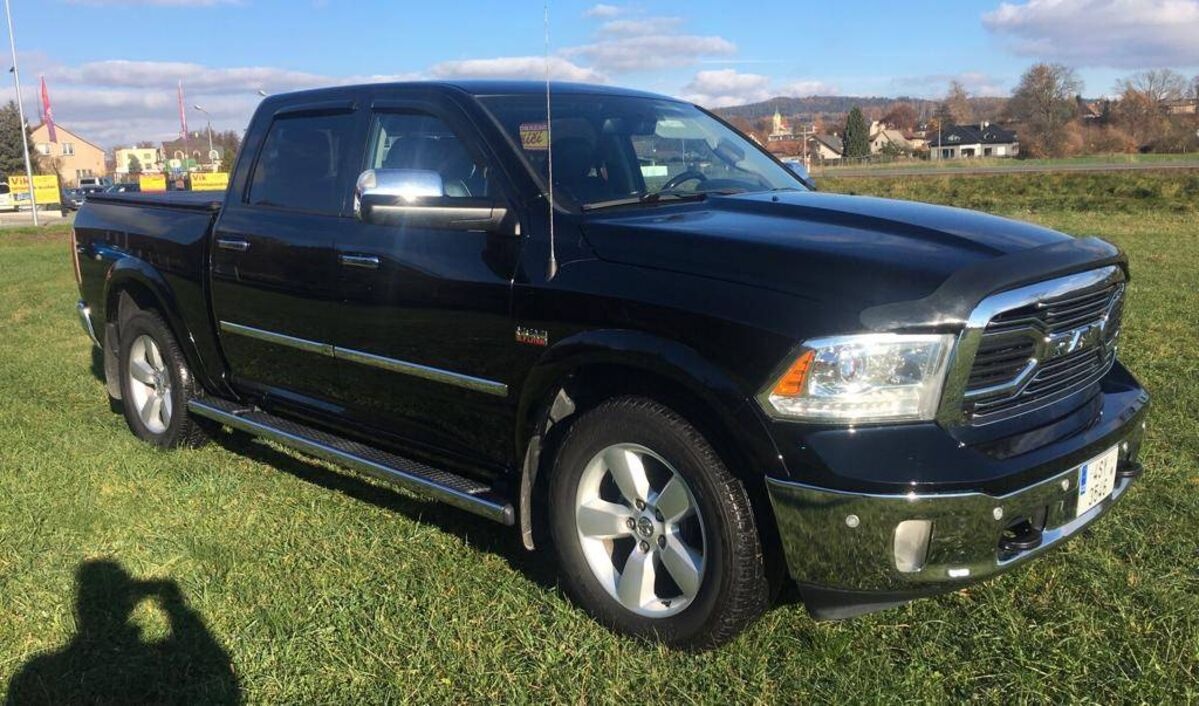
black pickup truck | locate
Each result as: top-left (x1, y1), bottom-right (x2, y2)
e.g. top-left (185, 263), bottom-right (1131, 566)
top-left (73, 81), bottom-right (1149, 648)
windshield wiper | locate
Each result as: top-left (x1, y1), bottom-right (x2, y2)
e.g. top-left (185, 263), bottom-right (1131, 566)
top-left (581, 189), bottom-right (742, 212)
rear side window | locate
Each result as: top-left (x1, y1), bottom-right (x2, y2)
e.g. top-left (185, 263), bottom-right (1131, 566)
top-left (248, 112), bottom-right (354, 215)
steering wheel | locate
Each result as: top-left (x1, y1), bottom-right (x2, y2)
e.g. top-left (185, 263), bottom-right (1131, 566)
top-left (659, 170), bottom-right (708, 192)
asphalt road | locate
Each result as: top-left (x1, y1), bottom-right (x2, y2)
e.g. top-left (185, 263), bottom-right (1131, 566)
top-left (814, 161), bottom-right (1199, 178)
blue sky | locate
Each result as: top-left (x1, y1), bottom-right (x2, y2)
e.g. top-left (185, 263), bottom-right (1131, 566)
top-left (7, 0), bottom-right (1199, 146)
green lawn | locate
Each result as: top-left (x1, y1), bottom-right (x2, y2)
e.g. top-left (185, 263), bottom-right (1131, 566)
top-left (1, 177), bottom-right (1197, 702)
top-left (813, 151), bottom-right (1199, 174)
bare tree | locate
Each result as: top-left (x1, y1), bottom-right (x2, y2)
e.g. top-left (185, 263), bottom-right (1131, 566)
top-left (943, 80), bottom-right (974, 125)
top-left (1005, 63), bottom-right (1083, 158)
top-left (1192, 74), bottom-right (1199, 101)
top-left (1117, 69), bottom-right (1187, 107)
top-left (881, 102), bottom-right (918, 131)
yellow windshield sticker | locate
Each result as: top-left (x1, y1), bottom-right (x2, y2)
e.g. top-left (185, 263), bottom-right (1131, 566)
top-left (520, 122), bottom-right (549, 151)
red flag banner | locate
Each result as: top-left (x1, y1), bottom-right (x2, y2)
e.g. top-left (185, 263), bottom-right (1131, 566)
top-left (40, 76), bottom-right (57, 143)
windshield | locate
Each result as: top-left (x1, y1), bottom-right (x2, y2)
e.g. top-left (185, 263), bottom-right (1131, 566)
top-left (479, 94), bottom-right (803, 209)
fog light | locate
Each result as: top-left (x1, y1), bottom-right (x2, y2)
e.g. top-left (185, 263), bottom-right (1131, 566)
top-left (893, 519), bottom-right (932, 573)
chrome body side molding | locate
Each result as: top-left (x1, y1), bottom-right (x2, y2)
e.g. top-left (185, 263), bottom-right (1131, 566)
top-left (218, 320), bottom-right (508, 397)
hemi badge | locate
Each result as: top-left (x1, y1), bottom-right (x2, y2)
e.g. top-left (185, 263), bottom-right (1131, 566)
top-left (515, 326), bottom-right (549, 347)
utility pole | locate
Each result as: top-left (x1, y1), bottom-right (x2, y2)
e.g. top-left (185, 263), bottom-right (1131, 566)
top-left (4, 0), bottom-right (37, 225)
top-left (797, 124), bottom-right (816, 169)
top-left (193, 104), bottom-right (214, 171)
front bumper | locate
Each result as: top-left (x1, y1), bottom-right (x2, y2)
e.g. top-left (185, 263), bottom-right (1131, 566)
top-left (766, 388), bottom-right (1149, 619)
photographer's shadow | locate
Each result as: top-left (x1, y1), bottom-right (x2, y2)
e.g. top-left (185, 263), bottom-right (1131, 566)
top-left (5, 560), bottom-right (240, 705)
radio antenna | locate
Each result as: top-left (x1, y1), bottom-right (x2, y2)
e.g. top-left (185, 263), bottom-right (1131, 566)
top-left (543, 0), bottom-right (558, 280)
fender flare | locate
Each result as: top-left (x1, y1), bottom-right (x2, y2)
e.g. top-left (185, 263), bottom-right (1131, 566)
top-left (102, 253), bottom-right (228, 396)
top-left (514, 329), bottom-right (786, 549)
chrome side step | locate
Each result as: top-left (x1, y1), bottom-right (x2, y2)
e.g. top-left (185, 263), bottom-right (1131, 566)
top-left (187, 397), bottom-right (514, 525)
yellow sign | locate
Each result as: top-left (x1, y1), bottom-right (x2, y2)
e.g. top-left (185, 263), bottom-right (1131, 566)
top-left (519, 122), bottom-right (549, 151)
top-left (139, 174), bottom-right (167, 192)
top-left (8, 174), bottom-right (61, 205)
top-left (191, 172), bottom-right (230, 191)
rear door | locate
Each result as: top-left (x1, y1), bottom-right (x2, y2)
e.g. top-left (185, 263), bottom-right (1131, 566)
top-left (210, 98), bottom-right (363, 411)
top-left (331, 96), bottom-right (524, 470)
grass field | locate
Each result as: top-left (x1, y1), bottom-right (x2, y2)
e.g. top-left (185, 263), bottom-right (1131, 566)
top-left (1, 174), bottom-right (1197, 703)
top-left (813, 151), bottom-right (1199, 174)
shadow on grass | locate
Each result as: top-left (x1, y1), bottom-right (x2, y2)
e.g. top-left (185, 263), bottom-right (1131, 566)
top-left (212, 430), bottom-right (561, 593)
top-left (4, 560), bottom-right (240, 706)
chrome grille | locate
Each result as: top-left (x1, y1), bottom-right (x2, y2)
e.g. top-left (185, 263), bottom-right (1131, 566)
top-left (959, 271), bottom-right (1124, 423)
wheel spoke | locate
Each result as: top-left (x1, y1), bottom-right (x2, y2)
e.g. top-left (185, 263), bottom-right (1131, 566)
top-left (660, 533), bottom-right (703, 598)
top-left (139, 396), bottom-right (162, 428)
top-left (605, 447), bottom-right (650, 505)
top-left (577, 499), bottom-right (634, 539)
top-left (616, 548), bottom-right (657, 610)
top-left (145, 340), bottom-right (163, 371)
top-left (130, 358), bottom-right (156, 385)
top-left (160, 390), bottom-right (173, 426)
top-left (654, 476), bottom-right (693, 523)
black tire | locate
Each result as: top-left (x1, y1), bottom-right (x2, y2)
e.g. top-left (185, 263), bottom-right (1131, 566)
top-left (549, 396), bottom-right (768, 649)
top-left (117, 309), bottom-right (211, 449)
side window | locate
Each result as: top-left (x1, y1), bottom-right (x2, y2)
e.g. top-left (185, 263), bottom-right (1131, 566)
top-left (248, 111), bottom-right (354, 214)
top-left (367, 112), bottom-right (489, 199)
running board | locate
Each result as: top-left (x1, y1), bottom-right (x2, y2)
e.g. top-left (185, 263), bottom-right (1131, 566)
top-left (187, 397), bottom-right (514, 525)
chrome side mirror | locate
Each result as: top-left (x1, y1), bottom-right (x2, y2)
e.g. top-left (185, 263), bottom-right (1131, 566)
top-left (786, 162), bottom-right (817, 191)
top-left (354, 168), bottom-right (511, 233)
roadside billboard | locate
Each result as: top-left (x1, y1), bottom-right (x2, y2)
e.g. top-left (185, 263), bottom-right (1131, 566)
top-left (8, 174), bottom-right (61, 205)
top-left (139, 174), bottom-right (167, 192)
top-left (191, 172), bottom-right (229, 191)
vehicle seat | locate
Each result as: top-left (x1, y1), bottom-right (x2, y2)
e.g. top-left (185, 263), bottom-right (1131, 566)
top-left (550, 137), bottom-right (611, 204)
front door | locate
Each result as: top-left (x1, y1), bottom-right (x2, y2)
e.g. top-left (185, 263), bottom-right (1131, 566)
top-left (332, 100), bottom-right (523, 471)
top-left (211, 102), bottom-right (361, 411)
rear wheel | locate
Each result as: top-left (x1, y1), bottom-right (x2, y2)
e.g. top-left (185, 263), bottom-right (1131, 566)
top-left (118, 310), bottom-right (211, 449)
top-left (549, 396), bottom-right (768, 649)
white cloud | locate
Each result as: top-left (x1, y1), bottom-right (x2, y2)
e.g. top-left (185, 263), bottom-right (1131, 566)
top-left (680, 69), bottom-right (836, 108)
top-left (565, 34), bottom-right (736, 72)
top-left (428, 56), bottom-right (605, 83)
top-left (983, 0), bottom-right (1199, 68)
top-left (584, 3), bottom-right (623, 17)
top-left (598, 16), bottom-right (684, 35)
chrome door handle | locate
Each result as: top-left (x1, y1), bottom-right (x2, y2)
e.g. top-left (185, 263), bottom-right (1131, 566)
top-left (216, 238), bottom-right (250, 252)
top-left (339, 254), bottom-right (380, 269)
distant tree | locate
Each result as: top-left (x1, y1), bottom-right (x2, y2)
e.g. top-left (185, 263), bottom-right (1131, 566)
top-left (0, 101), bottom-right (43, 175)
top-left (1117, 69), bottom-right (1187, 107)
top-left (1192, 74), bottom-right (1199, 101)
top-left (881, 102), bottom-right (918, 131)
top-left (843, 106), bottom-right (870, 159)
top-left (1111, 87), bottom-right (1161, 144)
top-left (944, 80), bottom-right (974, 125)
top-left (127, 154), bottom-right (143, 175)
top-left (1005, 63), bottom-right (1083, 158)
top-left (136, 140), bottom-right (157, 149)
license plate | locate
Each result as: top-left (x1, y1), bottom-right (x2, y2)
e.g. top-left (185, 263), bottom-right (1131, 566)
top-left (1076, 444), bottom-right (1119, 517)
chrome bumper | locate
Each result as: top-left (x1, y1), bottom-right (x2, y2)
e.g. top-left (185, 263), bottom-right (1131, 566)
top-left (77, 300), bottom-right (100, 348)
top-left (766, 414), bottom-right (1147, 598)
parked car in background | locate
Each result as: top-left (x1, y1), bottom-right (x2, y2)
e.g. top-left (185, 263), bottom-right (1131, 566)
top-left (72, 81), bottom-right (1149, 649)
top-left (78, 176), bottom-right (111, 189)
top-left (0, 182), bottom-right (15, 212)
top-left (104, 183), bottom-right (141, 194)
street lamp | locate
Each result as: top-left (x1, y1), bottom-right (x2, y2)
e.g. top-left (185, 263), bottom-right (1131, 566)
top-left (193, 104), bottom-right (214, 171)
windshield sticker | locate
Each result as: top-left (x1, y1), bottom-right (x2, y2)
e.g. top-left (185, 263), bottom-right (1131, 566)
top-left (519, 122), bottom-right (549, 151)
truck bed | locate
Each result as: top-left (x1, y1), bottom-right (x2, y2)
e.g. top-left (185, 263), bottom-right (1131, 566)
top-left (84, 190), bottom-right (223, 212)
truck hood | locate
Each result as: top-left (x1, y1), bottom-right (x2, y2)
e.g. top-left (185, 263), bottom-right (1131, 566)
top-left (579, 191), bottom-right (1073, 313)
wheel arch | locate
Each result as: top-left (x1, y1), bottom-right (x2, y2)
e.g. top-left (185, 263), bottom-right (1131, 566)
top-left (515, 330), bottom-right (788, 573)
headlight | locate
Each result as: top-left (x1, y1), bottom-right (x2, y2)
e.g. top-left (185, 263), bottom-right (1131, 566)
top-left (759, 333), bottom-right (954, 423)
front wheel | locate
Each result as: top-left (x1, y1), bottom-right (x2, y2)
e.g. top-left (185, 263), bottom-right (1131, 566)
top-left (117, 309), bottom-right (211, 449)
top-left (549, 397), bottom-right (768, 649)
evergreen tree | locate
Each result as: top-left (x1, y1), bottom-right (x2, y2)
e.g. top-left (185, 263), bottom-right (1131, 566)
top-left (0, 101), bottom-right (41, 176)
top-left (843, 106), bottom-right (870, 159)
top-left (127, 154), bottom-right (143, 175)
